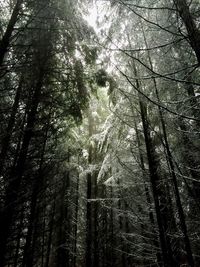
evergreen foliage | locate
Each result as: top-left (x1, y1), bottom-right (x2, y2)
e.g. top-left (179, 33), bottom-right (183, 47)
top-left (0, 0), bottom-right (200, 266)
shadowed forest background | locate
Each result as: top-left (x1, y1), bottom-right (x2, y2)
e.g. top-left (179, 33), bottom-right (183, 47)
top-left (0, 0), bottom-right (200, 266)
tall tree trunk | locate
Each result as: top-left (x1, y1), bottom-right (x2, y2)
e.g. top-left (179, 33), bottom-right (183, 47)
top-left (156, 92), bottom-right (195, 267)
top-left (0, 77), bottom-right (23, 175)
top-left (93, 174), bottom-right (99, 267)
top-left (142, 26), bottom-right (194, 267)
top-left (134, 121), bottom-right (162, 267)
top-left (109, 185), bottom-right (115, 267)
top-left (0, 71), bottom-right (44, 267)
top-left (45, 196), bottom-right (56, 267)
top-left (102, 185), bottom-right (108, 267)
top-left (86, 172), bottom-right (92, 267)
top-left (132, 61), bottom-right (175, 266)
top-left (0, 0), bottom-right (23, 67)
top-left (173, 0), bottom-right (200, 65)
top-left (22, 189), bottom-right (38, 267)
top-left (41, 213), bottom-right (46, 267)
top-left (183, 73), bottom-right (200, 207)
top-left (22, 111), bottom-right (50, 267)
top-left (73, 174), bottom-right (80, 267)
top-left (139, 98), bottom-right (173, 267)
top-left (13, 207), bottom-right (24, 267)
top-left (56, 171), bottom-right (70, 267)
top-left (117, 179), bottom-right (126, 267)
top-left (86, 110), bottom-right (95, 267)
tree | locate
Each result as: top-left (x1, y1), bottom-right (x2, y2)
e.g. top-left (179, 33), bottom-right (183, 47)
top-left (1, 0), bottom-right (200, 266)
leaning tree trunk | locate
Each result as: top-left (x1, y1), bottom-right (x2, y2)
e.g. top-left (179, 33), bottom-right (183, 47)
top-left (0, 0), bottom-right (23, 67)
top-left (174, 0), bottom-right (200, 65)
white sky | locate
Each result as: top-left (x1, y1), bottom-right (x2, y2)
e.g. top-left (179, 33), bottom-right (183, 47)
top-left (84, 1), bottom-right (112, 33)
top-left (84, 4), bottom-right (99, 30)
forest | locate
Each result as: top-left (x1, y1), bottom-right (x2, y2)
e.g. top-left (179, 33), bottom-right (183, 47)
top-left (0, 0), bottom-right (200, 266)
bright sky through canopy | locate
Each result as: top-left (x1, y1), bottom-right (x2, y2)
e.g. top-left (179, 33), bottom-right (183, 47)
top-left (85, 4), bottom-right (98, 30)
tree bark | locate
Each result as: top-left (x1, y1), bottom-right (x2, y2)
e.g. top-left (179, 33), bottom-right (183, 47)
top-left (14, 208), bottom-right (24, 267)
top-left (134, 121), bottom-right (162, 267)
top-left (56, 171), bottom-right (70, 267)
top-left (86, 110), bottom-right (95, 267)
top-left (0, 77), bottom-right (23, 176)
top-left (132, 62), bottom-right (176, 266)
top-left (0, 71), bottom-right (44, 267)
top-left (86, 172), bottom-right (92, 267)
top-left (142, 26), bottom-right (194, 266)
top-left (22, 110), bottom-right (50, 267)
top-left (72, 174), bottom-right (80, 267)
top-left (45, 198), bottom-right (56, 267)
top-left (0, 0), bottom-right (23, 67)
top-left (174, 0), bottom-right (200, 65)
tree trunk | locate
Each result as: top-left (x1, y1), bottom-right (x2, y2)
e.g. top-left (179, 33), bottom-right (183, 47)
top-left (156, 91), bottom-right (194, 267)
top-left (0, 77), bottom-right (23, 175)
top-left (56, 172), bottom-right (70, 267)
top-left (45, 197), bottom-right (56, 267)
top-left (73, 174), bottom-right (80, 267)
top-left (22, 189), bottom-right (38, 267)
top-left (22, 110), bottom-right (50, 267)
top-left (134, 121), bottom-right (163, 267)
top-left (93, 173), bottom-right (99, 267)
top-left (86, 110), bottom-right (95, 267)
top-left (174, 0), bottom-right (200, 65)
top-left (86, 171), bottom-right (92, 267)
top-left (0, 0), bottom-right (23, 67)
top-left (132, 61), bottom-right (176, 266)
top-left (13, 208), bottom-right (24, 267)
top-left (0, 71), bottom-right (44, 267)
top-left (142, 26), bottom-right (194, 266)
top-left (117, 180), bottom-right (126, 267)
top-left (139, 98), bottom-right (173, 267)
